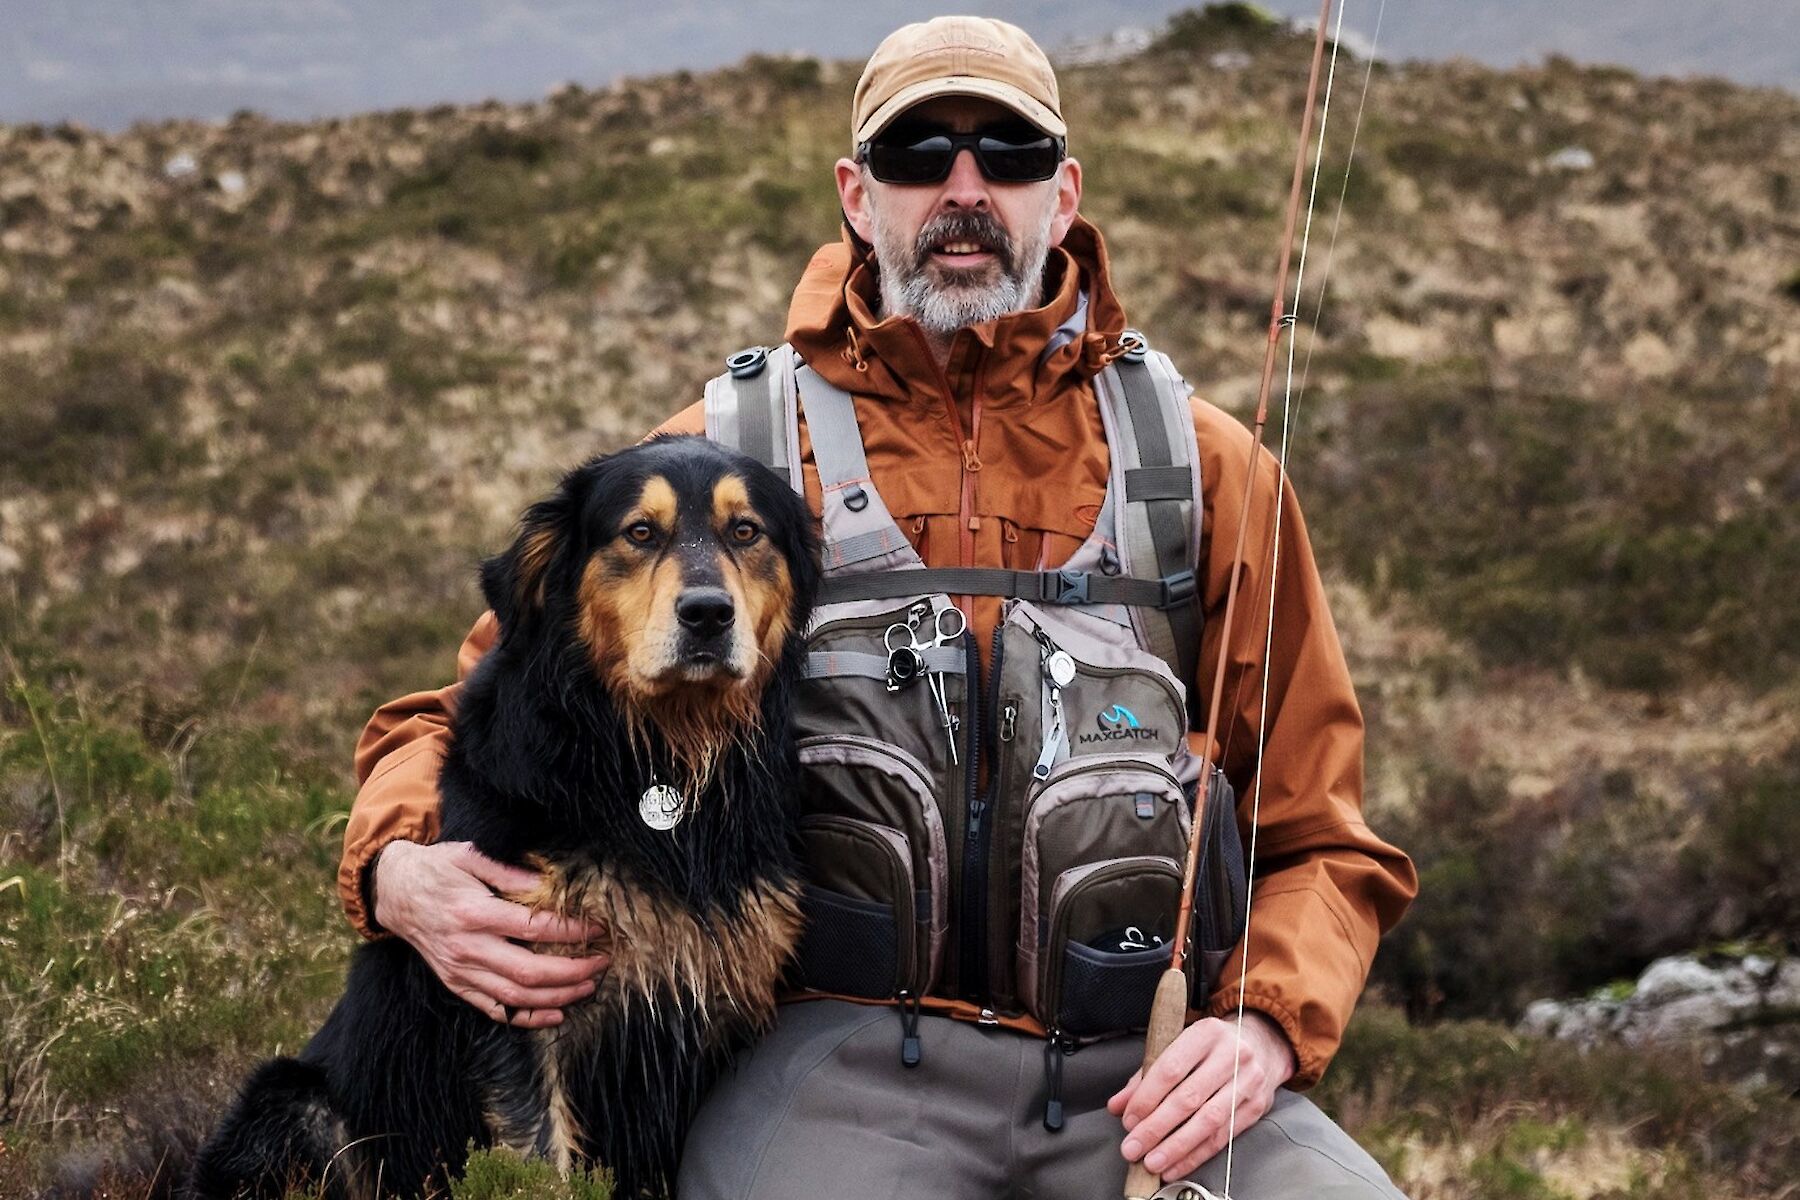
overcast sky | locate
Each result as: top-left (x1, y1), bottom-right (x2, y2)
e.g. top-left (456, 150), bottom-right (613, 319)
top-left (4, 1), bottom-right (1793, 131)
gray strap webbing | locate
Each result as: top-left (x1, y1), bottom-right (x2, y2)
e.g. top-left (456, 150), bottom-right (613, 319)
top-left (794, 364), bottom-right (868, 487)
top-left (823, 527), bottom-right (915, 572)
top-left (705, 345), bottom-right (796, 489)
top-left (1112, 352), bottom-right (1203, 729)
top-left (804, 645), bottom-right (965, 681)
top-left (1124, 465), bottom-right (1191, 501)
top-left (820, 566), bottom-right (1191, 609)
top-left (733, 371), bottom-right (776, 480)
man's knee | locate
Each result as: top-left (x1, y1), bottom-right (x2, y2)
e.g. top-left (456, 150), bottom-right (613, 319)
top-left (1187, 1090), bottom-right (1408, 1200)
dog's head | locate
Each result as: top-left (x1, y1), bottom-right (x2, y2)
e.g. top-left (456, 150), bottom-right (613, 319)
top-left (481, 435), bottom-right (819, 779)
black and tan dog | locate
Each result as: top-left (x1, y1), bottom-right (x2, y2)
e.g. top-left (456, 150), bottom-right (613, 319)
top-left (187, 435), bottom-right (820, 1199)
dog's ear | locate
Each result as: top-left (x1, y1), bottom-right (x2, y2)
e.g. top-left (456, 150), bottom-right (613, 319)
top-left (481, 484), bottom-right (577, 635)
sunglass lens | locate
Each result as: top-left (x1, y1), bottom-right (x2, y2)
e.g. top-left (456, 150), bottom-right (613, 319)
top-left (977, 135), bottom-right (1061, 182)
top-left (867, 134), bottom-right (955, 184)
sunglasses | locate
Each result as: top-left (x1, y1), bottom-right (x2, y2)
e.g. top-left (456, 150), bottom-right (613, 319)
top-left (858, 125), bottom-right (1066, 185)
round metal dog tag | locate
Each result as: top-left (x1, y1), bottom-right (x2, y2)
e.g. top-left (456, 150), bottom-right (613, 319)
top-left (1046, 651), bottom-right (1077, 688)
top-left (638, 784), bottom-right (686, 831)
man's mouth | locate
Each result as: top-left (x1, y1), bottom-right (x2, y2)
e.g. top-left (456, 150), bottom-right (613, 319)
top-left (928, 238), bottom-right (1000, 268)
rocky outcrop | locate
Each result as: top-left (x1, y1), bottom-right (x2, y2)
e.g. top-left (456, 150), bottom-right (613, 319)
top-left (1520, 954), bottom-right (1800, 1091)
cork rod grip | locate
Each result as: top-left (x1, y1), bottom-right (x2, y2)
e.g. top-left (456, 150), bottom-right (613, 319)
top-left (1123, 966), bottom-right (1190, 1198)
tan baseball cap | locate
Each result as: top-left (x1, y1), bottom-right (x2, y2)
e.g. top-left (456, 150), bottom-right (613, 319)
top-left (851, 16), bottom-right (1066, 147)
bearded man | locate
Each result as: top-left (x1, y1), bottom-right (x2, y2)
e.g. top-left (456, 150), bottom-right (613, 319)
top-left (341, 16), bottom-right (1416, 1199)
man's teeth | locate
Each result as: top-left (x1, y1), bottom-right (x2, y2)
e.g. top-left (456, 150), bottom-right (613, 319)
top-left (937, 241), bottom-right (987, 254)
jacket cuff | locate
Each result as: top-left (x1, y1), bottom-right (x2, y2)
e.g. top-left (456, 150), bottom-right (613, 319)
top-left (1206, 987), bottom-right (1323, 1089)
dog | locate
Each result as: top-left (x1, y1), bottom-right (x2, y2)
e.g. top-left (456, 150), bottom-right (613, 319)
top-left (186, 435), bottom-right (821, 1199)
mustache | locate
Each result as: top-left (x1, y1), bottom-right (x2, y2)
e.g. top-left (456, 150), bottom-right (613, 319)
top-left (911, 211), bottom-right (1015, 273)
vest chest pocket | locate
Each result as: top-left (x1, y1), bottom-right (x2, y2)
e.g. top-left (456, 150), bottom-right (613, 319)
top-left (1015, 755), bottom-right (1189, 1030)
top-left (793, 736), bottom-right (949, 999)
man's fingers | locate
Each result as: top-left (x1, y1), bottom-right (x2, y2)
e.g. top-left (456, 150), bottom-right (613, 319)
top-left (471, 937), bottom-right (609, 991)
top-left (1122, 1019), bottom-right (1226, 1129)
top-left (457, 985), bottom-right (565, 1029)
top-left (1107, 1068), bottom-right (1143, 1116)
top-left (1161, 1092), bottom-right (1268, 1182)
top-left (453, 843), bottom-right (542, 894)
top-left (462, 965), bottom-right (598, 1014)
top-left (485, 900), bottom-right (607, 946)
top-left (1140, 1083), bottom-right (1238, 1177)
top-left (1119, 1041), bottom-right (1239, 1163)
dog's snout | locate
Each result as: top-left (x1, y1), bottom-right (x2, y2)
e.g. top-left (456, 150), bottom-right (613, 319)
top-left (676, 587), bottom-right (735, 636)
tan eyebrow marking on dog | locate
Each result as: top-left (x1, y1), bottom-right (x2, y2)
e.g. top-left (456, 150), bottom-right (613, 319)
top-left (630, 475), bottom-right (679, 531)
top-left (711, 473), bottom-right (753, 525)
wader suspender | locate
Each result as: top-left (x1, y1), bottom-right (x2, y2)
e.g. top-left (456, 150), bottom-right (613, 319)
top-left (704, 336), bottom-right (1205, 728)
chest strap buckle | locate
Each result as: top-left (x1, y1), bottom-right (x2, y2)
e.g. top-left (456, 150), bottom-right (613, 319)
top-left (1045, 569), bottom-right (1091, 605)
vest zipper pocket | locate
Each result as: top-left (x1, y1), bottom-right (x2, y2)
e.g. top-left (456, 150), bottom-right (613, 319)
top-left (796, 736), bottom-right (948, 994)
top-left (1017, 754), bottom-right (1188, 1023)
top-left (1032, 856), bottom-right (1182, 1038)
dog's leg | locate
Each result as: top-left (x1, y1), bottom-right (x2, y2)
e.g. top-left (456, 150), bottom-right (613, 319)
top-left (480, 1029), bottom-right (585, 1175)
top-left (184, 1057), bottom-right (350, 1200)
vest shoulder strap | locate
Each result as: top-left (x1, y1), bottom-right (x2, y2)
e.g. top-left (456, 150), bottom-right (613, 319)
top-left (1098, 335), bottom-right (1205, 728)
top-left (703, 344), bottom-right (802, 493)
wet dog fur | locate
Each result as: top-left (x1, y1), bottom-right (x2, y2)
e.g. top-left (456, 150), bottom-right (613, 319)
top-left (186, 435), bottom-right (820, 1199)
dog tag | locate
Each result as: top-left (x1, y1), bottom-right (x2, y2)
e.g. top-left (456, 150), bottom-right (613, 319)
top-left (638, 783), bottom-right (686, 832)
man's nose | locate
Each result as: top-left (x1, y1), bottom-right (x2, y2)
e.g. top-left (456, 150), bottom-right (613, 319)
top-left (941, 147), bottom-right (990, 208)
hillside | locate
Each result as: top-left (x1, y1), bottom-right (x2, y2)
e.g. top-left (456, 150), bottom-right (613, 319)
top-left (2, 8), bottom-right (1797, 1197)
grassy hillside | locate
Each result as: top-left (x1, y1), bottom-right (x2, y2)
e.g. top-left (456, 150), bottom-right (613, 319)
top-left (2, 7), bottom-right (1796, 1196)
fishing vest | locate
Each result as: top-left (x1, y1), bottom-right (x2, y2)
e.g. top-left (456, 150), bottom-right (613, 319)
top-left (705, 337), bottom-right (1246, 1089)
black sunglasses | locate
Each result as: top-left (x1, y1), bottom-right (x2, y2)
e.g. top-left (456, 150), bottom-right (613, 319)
top-left (858, 126), bottom-right (1066, 185)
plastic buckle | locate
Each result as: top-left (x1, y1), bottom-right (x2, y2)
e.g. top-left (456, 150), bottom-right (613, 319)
top-left (1159, 569), bottom-right (1197, 609)
top-left (725, 346), bottom-right (768, 380)
top-left (1117, 328), bottom-right (1149, 363)
top-left (1047, 569), bottom-right (1091, 605)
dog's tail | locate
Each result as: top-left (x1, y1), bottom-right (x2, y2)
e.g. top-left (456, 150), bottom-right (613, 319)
top-left (181, 1057), bottom-right (348, 1200)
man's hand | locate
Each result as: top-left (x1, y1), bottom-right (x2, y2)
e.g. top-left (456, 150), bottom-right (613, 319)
top-left (373, 840), bottom-right (610, 1030)
top-left (1108, 1012), bottom-right (1297, 1183)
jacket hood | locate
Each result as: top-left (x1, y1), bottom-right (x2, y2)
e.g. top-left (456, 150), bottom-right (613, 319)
top-left (784, 215), bottom-right (1132, 411)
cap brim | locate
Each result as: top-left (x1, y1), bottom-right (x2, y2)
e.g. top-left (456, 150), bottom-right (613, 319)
top-left (854, 76), bottom-right (1066, 146)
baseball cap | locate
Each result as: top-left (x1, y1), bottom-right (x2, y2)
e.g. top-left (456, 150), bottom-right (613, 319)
top-left (851, 16), bottom-right (1066, 147)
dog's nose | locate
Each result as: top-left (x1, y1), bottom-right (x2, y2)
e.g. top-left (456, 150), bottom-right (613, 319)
top-left (676, 587), bottom-right (735, 636)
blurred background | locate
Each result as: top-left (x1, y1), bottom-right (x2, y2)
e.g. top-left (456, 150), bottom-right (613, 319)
top-left (1, 3), bottom-right (1795, 1197)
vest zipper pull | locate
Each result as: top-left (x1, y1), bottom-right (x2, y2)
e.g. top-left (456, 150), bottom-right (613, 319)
top-left (1043, 1032), bottom-right (1068, 1131)
top-left (898, 990), bottom-right (923, 1067)
top-left (961, 439), bottom-right (982, 471)
top-left (1000, 701), bottom-right (1017, 743)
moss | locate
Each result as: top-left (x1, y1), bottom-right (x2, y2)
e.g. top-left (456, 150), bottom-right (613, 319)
top-left (451, 1147), bottom-right (613, 1200)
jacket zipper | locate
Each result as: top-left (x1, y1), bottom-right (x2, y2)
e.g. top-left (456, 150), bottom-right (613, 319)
top-left (902, 323), bottom-right (982, 587)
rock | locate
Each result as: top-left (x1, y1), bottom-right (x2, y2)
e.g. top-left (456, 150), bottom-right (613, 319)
top-left (1520, 953), bottom-right (1800, 1089)
top-left (1545, 145), bottom-right (1596, 171)
top-left (217, 170), bottom-right (247, 195)
top-left (1210, 49), bottom-right (1254, 72)
top-left (163, 151), bottom-right (199, 179)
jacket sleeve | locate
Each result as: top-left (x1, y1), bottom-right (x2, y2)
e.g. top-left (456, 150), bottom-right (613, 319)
top-left (1187, 398), bottom-right (1418, 1089)
top-left (335, 401), bottom-right (712, 938)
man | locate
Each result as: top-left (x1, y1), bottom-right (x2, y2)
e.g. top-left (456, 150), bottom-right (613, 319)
top-left (342, 16), bottom-right (1416, 1198)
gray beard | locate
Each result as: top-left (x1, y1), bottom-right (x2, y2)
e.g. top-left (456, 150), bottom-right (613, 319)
top-left (872, 210), bottom-right (1055, 336)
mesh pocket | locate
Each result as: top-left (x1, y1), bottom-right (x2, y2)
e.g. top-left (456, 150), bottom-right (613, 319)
top-left (790, 884), bottom-right (899, 999)
top-left (1057, 941), bottom-right (1173, 1037)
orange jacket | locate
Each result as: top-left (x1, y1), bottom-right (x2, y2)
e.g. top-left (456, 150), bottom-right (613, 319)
top-left (340, 218), bottom-right (1416, 1087)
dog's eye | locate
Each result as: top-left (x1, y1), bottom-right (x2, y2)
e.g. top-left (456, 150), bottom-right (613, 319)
top-left (624, 521), bottom-right (657, 545)
top-left (731, 520), bottom-right (761, 545)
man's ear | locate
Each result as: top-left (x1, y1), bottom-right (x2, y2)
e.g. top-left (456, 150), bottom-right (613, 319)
top-left (480, 487), bottom-right (575, 636)
top-left (836, 157), bottom-right (877, 247)
top-left (1049, 156), bottom-right (1082, 247)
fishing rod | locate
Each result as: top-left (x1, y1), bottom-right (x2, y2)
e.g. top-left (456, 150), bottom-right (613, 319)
top-left (1124, 2), bottom-right (1339, 1196)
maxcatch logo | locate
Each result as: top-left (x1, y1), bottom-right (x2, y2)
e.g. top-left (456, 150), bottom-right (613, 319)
top-left (1080, 702), bottom-right (1160, 744)
top-left (1097, 704), bottom-right (1140, 731)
